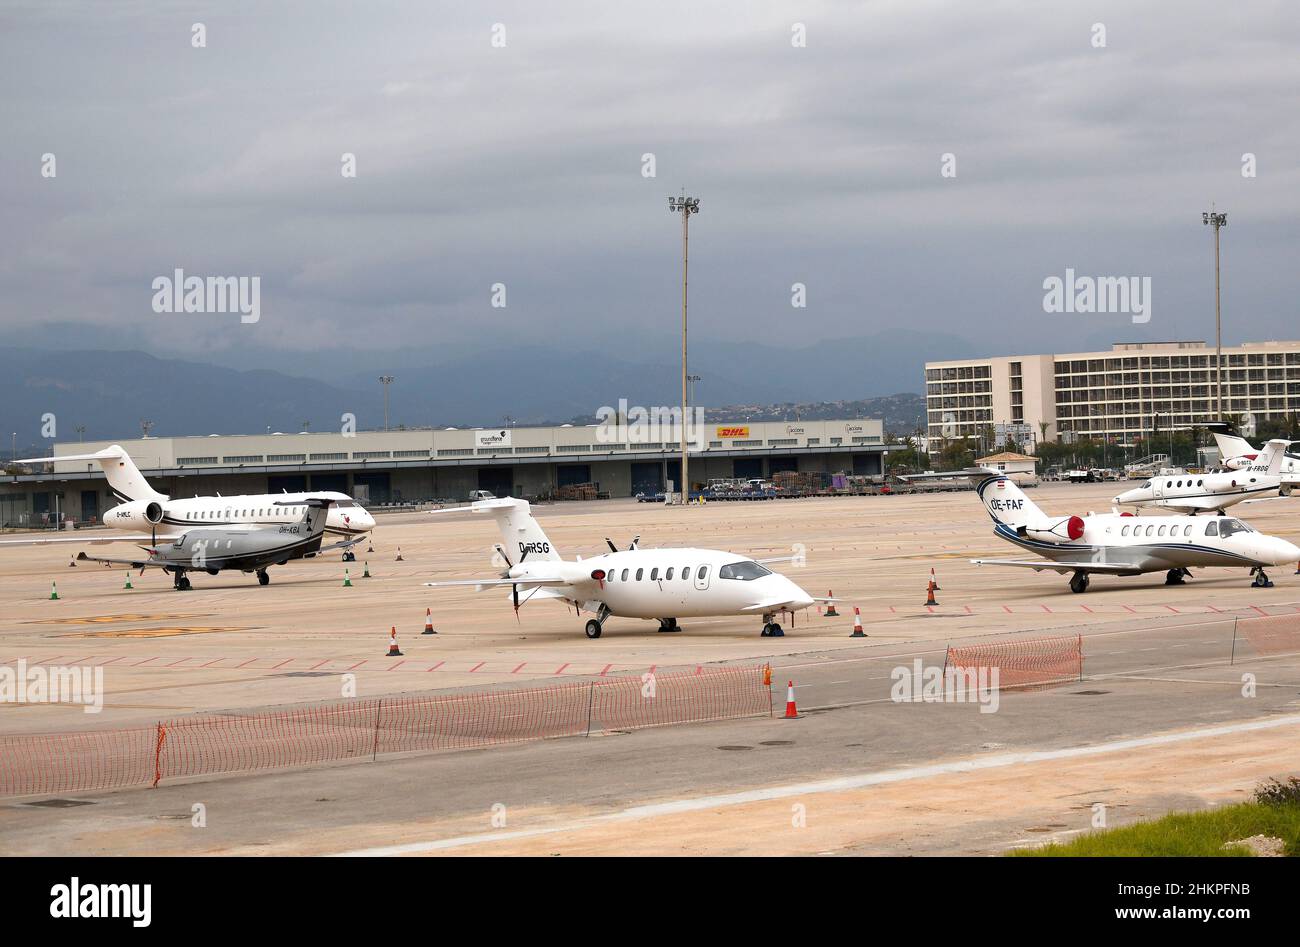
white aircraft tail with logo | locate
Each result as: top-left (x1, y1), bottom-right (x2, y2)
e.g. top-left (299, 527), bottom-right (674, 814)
top-left (1251, 438), bottom-right (1290, 477)
top-left (432, 496), bottom-right (561, 563)
top-left (18, 445), bottom-right (167, 505)
top-left (975, 469), bottom-right (1046, 528)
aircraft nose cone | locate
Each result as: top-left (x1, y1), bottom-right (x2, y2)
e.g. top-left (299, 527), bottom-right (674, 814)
top-left (1271, 539), bottom-right (1300, 566)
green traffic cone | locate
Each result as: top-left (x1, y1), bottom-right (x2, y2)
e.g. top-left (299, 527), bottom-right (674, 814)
top-left (343, 568), bottom-right (353, 588)
top-left (363, 562), bottom-right (371, 578)
top-left (50, 581), bottom-right (59, 600)
top-left (124, 574), bottom-right (134, 590)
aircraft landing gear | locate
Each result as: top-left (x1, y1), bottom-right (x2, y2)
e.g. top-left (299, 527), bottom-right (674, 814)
top-left (1251, 567), bottom-right (1274, 588)
top-left (585, 604), bottom-right (612, 639)
top-left (760, 611), bottom-right (785, 637)
top-left (173, 573), bottom-right (192, 592)
top-left (1165, 567), bottom-right (1190, 585)
top-left (257, 569), bottom-right (270, 586)
top-left (1069, 571), bottom-right (1090, 594)
top-left (657, 617), bottom-right (681, 633)
top-left (342, 551), bottom-right (356, 563)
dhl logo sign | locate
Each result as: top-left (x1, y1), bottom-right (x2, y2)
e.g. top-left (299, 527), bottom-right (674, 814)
top-left (717, 426), bottom-right (750, 438)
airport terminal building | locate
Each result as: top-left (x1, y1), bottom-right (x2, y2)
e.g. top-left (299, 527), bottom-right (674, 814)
top-left (925, 340), bottom-right (1300, 448)
top-left (2, 418), bottom-right (888, 526)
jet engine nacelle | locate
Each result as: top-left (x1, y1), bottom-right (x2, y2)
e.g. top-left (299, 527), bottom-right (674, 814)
top-left (104, 499), bottom-right (166, 529)
top-left (1021, 514), bottom-right (1085, 544)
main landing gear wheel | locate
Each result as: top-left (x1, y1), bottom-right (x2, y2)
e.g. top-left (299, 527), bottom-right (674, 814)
top-left (1069, 571), bottom-right (1090, 594)
top-left (761, 622), bottom-right (785, 637)
top-left (1164, 567), bottom-right (1191, 585)
top-left (657, 618), bottom-right (681, 633)
top-left (1251, 567), bottom-right (1274, 588)
top-left (174, 574), bottom-right (192, 592)
top-left (584, 619), bottom-right (603, 639)
top-left (257, 569), bottom-right (270, 586)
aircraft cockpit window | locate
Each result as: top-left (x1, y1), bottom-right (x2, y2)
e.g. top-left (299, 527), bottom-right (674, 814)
top-left (1220, 518), bottom-right (1253, 537)
top-left (719, 561), bottom-right (772, 580)
top-left (1141, 481), bottom-right (1151, 489)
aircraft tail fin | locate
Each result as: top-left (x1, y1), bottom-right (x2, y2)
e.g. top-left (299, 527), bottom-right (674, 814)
top-left (973, 468), bottom-right (1046, 528)
top-left (279, 497), bottom-right (335, 536)
top-left (1211, 432), bottom-right (1257, 466)
top-left (17, 445), bottom-right (167, 504)
top-left (1253, 439), bottom-right (1291, 477)
top-left (467, 497), bottom-right (561, 563)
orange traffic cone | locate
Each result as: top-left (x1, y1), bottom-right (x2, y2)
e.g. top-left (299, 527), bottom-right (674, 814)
top-left (850, 606), bottom-right (866, 638)
top-left (924, 577), bottom-right (939, 606)
top-left (422, 607), bottom-right (437, 635)
top-left (824, 591), bottom-right (839, 618)
top-left (762, 663), bottom-right (772, 686)
top-left (68, 556), bottom-right (76, 568)
top-left (930, 567), bottom-right (940, 590)
top-left (783, 680), bottom-right (799, 719)
top-left (1294, 561), bottom-right (1299, 575)
top-left (395, 547), bottom-right (404, 562)
top-left (386, 627), bottom-right (403, 656)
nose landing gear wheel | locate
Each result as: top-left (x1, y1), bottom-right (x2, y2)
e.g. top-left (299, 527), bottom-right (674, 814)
top-left (657, 618), bottom-right (681, 633)
top-left (585, 619), bottom-right (603, 639)
top-left (1069, 571), bottom-right (1089, 594)
top-left (257, 569), bottom-right (270, 586)
top-left (761, 622), bottom-right (785, 637)
top-left (174, 574), bottom-right (192, 591)
top-left (1252, 567), bottom-right (1274, 588)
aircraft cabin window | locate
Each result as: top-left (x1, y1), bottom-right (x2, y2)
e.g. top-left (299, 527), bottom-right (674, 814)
top-left (635, 568), bottom-right (644, 581)
top-left (1145, 525), bottom-right (1155, 537)
top-left (1197, 480), bottom-right (1203, 486)
top-left (1176, 481), bottom-right (1182, 487)
top-left (666, 567), bottom-right (674, 580)
top-left (1158, 526), bottom-right (1166, 536)
top-left (718, 561), bottom-right (774, 581)
top-left (1184, 525), bottom-right (1193, 537)
top-left (683, 566), bottom-right (690, 579)
top-left (1205, 521), bottom-right (1219, 537)
top-left (697, 566), bottom-right (709, 581)
top-left (1121, 525), bottom-right (1129, 536)
top-left (620, 569), bottom-right (629, 581)
top-left (650, 568), bottom-right (659, 581)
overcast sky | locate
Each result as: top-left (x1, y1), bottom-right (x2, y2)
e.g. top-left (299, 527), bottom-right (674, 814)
top-left (2, 0), bottom-right (1298, 366)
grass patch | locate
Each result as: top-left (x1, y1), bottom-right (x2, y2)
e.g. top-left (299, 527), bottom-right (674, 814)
top-left (1010, 801), bottom-right (1300, 857)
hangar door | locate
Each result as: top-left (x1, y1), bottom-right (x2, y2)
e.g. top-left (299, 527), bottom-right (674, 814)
top-left (268, 474), bottom-right (308, 494)
top-left (732, 458), bottom-right (763, 480)
top-left (353, 472), bottom-right (392, 503)
top-left (557, 464), bottom-right (591, 487)
top-left (477, 467), bottom-right (514, 498)
top-left (852, 454), bottom-right (881, 476)
top-left (311, 473), bottom-right (348, 493)
top-left (769, 456), bottom-right (799, 475)
top-left (631, 462), bottom-right (662, 495)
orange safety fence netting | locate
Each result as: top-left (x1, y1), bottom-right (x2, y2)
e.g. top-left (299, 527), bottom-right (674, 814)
top-left (0, 665), bottom-right (770, 797)
top-left (1237, 614), bottom-right (1300, 656)
top-left (944, 634), bottom-right (1083, 690)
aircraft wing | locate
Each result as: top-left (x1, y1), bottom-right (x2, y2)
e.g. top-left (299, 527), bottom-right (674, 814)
top-left (314, 536), bottom-right (365, 554)
top-left (971, 558), bottom-right (1141, 575)
top-left (740, 598), bottom-right (817, 613)
top-left (74, 551), bottom-right (164, 570)
top-left (0, 533), bottom-right (181, 547)
top-left (422, 576), bottom-right (570, 590)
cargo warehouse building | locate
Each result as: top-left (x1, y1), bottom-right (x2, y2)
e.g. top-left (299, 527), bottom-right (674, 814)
top-left (925, 340), bottom-right (1300, 448)
top-left (3, 418), bottom-right (887, 525)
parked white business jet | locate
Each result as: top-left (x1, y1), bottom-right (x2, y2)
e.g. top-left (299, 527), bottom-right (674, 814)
top-left (423, 497), bottom-right (822, 637)
top-left (1114, 438), bottom-right (1292, 513)
top-left (15, 445), bottom-right (374, 538)
top-left (1212, 431), bottom-right (1300, 476)
top-left (935, 468), bottom-right (1299, 592)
